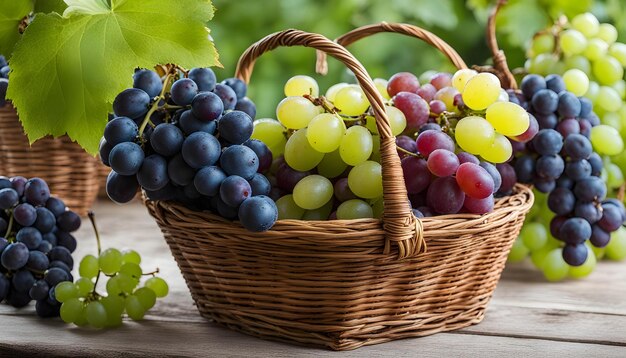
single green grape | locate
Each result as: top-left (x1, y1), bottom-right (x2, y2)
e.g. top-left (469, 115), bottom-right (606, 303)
top-left (606, 163), bottom-right (624, 189)
top-left (348, 161), bottom-right (383, 199)
top-left (75, 277), bottom-right (95, 298)
top-left (373, 78), bottom-right (390, 100)
top-left (99, 248), bottom-right (123, 275)
top-left (336, 199), bottom-right (374, 220)
top-left (606, 226), bottom-right (626, 260)
top-left (121, 249), bottom-right (141, 265)
top-left (609, 43), bottom-right (626, 67)
top-left (55, 281), bottom-right (79, 303)
top-left (284, 128), bottom-right (324, 171)
top-left (134, 287), bottom-right (158, 310)
top-left (455, 116), bottom-right (496, 155)
top-left (569, 250), bottom-right (597, 279)
top-left (592, 56), bottom-right (624, 86)
top-left (85, 301), bottom-right (108, 328)
top-left (316, 149), bottom-right (348, 179)
top-left (101, 295), bottom-right (125, 317)
top-left (508, 237), bottom-right (530, 263)
top-left (302, 200), bottom-right (334, 220)
top-left (485, 101), bottom-right (529, 136)
top-left (371, 197), bottom-right (384, 219)
top-left (79, 254), bottom-right (99, 279)
top-left (583, 38), bottom-right (608, 61)
top-left (145, 277), bottom-right (169, 298)
top-left (434, 86), bottom-right (460, 111)
top-left (284, 75), bottom-right (319, 97)
top-left (591, 125), bottom-right (624, 155)
top-left (120, 262), bottom-right (142, 280)
top-left (530, 246), bottom-right (552, 270)
top-left (597, 23), bottom-right (618, 45)
top-left (571, 12), bottom-right (599, 38)
top-left (125, 295), bottom-right (146, 321)
top-left (334, 85), bottom-right (370, 116)
top-left (451, 68), bottom-right (477, 92)
top-left (564, 55), bottom-right (591, 74)
top-left (559, 29), bottom-right (587, 56)
top-left (292, 175), bottom-right (334, 210)
top-left (117, 272), bottom-right (140, 294)
top-left (325, 83), bottom-right (349, 103)
top-left (276, 96), bottom-right (320, 129)
top-left (106, 275), bottom-right (123, 296)
top-left (562, 69), bottom-right (589, 97)
top-left (542, 248), bottom-right (569, 282)
top-left (461, 72), bottom-right (501, 110)
top-left (252, 119), bottom-right (287, 151)
top-left (386, 106), bottom-right (407, 136)
top-left (339, 126), bottom-right (373, 166)
top-left (520, 222), bottom-right (548, 252)
top-left (529, 33), bottom-right (555, 57)
top-left (60, 298), bottom-right (83, 324)
top-left (306, 113), bottom-right (346, 153)
top-left (276, 194), bottom-right (305, 220)
top-left (596, 86), bottom-right (622, 112)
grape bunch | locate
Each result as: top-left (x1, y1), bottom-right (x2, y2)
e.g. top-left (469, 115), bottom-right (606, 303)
top-left (0, 54), bottom-right (9, 107)
top-left (0, 176), bottom-right (81, 317)
top-left (509, 73), bottom-right (626, 272)
top-left (55, 213), bottom-right (168, 328)
top-left (253, 69), bottom-right (528, 220)
top-left (99, 66), bottom-right (278, 232)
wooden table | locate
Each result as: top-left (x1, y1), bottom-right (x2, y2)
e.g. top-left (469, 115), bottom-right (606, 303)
top-left (1, 200), bottom-right (625, 357)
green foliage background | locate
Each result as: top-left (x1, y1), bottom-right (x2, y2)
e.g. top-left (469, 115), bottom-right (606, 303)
top-left (208, 0), bottom-right (626, 118)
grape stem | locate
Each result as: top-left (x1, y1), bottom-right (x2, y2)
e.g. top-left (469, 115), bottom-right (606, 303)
top-left (396, 145), bottom-right (424, 159)
top-left (88, 211), bottom-right (103, 297)
top-left (142, 268), bottom-right (160, 276)
top-left (138, 70), bottom-right (176, 141)
top-left (303, 94), bottom-right (338, 114)
top-left (4, 209), bottom-right (14, 241)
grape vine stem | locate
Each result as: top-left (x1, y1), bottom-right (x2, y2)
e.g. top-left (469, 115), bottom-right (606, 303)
top-left (138, 71), bottom-right (176, 140)
top-left (5, 210), bottom-right (14, 241)
top-left (88, 211), bottom-right (102, 297)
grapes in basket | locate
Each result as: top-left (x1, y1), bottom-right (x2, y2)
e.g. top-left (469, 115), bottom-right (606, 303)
top-left (0, 176), bottom-right (80, 317)
top-left (252, 69), bottom-right (531, 220)
top-left (100, 66), bottom-right (278, 232)
top-left (506, 12), bottom-right (626, 280)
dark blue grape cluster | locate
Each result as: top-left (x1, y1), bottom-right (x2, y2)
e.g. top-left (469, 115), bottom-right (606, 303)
top-left (99, 67), bottom-right (278, 232)
top-left (0, 176), bottom-right (80, 317)
top-left (0, 54), bottom-right (9, 107)
top-left (511, 74), bottom-right (626, 266)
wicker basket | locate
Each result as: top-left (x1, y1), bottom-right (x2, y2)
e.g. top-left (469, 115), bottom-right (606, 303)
top-left (0, 105), bottom-right (100, 215)
top-left (145, 29), bottom-right (534, 350)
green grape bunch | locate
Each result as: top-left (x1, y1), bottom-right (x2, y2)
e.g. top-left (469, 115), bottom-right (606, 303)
top-left (55, 212), bottom-right (168, 328)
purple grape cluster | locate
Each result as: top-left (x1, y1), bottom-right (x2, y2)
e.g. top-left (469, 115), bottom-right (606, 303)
top-left (99, 67), bottom-right (278, 232)
top-left (0, 176), bottom-right (80, 317)
top-left (512, 74), bottom-right (626, 266)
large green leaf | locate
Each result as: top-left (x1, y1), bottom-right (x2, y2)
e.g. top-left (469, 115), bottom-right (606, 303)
top-left (7, 0), bottom-right (219, 154)
top-left (496, 0), bottom-right (551, 48)
top-left (0, 0), bottom-right (33, 57)
top-left (34, 0), bottom-right (68, 14)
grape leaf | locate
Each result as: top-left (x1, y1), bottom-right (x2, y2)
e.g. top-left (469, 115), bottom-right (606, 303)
top-left (34, 0), bottom-right (68, 14)
top-left (0, 0), bottom-right (33, 58)
top-left (496, 0), bottom-right (551, 48)
top-left (7, 0), bottom-right (219, 154)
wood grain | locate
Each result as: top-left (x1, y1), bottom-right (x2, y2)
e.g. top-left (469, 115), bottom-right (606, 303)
top-left (0, 200), bottom-right (625, 357)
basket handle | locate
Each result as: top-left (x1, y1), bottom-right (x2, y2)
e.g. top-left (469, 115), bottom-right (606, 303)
top-left (315, 22), bottom-right (468, 75)
top-left (235, 29), bottom-right (424, 259)
top-left (484, 0), bottom-right (518, 90)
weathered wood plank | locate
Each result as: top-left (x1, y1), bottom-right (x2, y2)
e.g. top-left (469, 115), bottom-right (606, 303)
top-left (1, 315), bottom-right (625, 358)
top-left (1, 200), bottom-right (626, 356)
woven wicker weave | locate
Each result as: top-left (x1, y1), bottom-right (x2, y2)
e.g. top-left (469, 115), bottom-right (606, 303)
top-left (0, 105), bottom-right (100, 215)
top-left (145, 29), bottom-right (534, 350)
